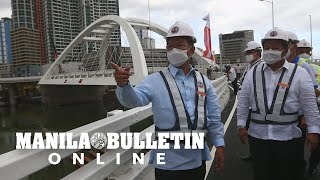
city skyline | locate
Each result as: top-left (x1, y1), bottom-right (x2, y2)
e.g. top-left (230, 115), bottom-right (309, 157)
top-left (0, 0), bottom-right (319, 59)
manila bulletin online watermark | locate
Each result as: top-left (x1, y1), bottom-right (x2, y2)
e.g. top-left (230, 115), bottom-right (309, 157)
top-left (15, 132), bottom-right (205, 165)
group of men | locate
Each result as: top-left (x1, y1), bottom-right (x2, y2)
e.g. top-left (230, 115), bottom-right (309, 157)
top-left (238, 27), bottom-right (320, 180)
top-left (111, 20), bottom-right (320, 180)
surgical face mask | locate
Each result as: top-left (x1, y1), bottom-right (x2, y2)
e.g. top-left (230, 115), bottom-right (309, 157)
top-left (283, 45), bottom-right (295, 60)
top-left (167, 47), bottom-right (190, 67)
top-left (263, 50), bottom-right (284, 64)
top-left (245, 54), bottom-right (254, 62)
top-left (299, 53), bottom-right (311, 59)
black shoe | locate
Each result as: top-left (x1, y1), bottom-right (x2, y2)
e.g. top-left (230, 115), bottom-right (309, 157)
top-left (240, 155), bottom-right (253, 162)
top-left (307, 168), bottom-right (318, 178)
top-left (305, 168), bottom-right (318, 179)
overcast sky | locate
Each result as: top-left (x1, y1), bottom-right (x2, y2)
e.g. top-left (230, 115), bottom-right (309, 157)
top-left (1, 0), bottom-right (319, 58)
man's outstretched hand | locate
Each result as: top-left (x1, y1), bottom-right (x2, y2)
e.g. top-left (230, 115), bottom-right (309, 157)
top-left (110, 62), bottom-right (131, 87)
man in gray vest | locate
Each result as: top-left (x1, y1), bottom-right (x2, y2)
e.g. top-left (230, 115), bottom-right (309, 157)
top-left (237, 27), bottom-right (320, 180)
top-left (239, 41), bottom-right (263, 91)
top-left (111, 21), bottom-right (225, 180)
top-left (238, 41), bottom-right (263, 161)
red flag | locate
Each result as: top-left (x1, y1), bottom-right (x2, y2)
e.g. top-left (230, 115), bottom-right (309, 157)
top-left (202, 14), bottom-right (214, 62)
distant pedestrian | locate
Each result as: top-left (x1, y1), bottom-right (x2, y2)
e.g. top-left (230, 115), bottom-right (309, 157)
top-left (236, 64), bottom-right (241, 79)
top-left (226, 65), bottom-right (238, 95)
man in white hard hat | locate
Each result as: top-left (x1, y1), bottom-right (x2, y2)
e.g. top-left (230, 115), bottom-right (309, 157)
top-left (239, 41), bottom-right (263, 90)
top-left (111, 21), bottom-right (225, 180)
top-left (237, 27), bottom-right (320, 180)
top-left (286, 33), bottom-right (320, 178)
top-left (238, 41), bottom-right (263, 161)
top-left (296, 40), bottom-right (320, 177)
top-left (297, 39), bottom-right (313, 60)
top-left (286, 31), bottom-right (319, 95)
top-left (297, 39), bottom-right (320, 85)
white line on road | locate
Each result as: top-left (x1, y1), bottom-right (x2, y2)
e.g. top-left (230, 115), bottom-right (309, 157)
top-left (205, 86), bottom-right (238, 179)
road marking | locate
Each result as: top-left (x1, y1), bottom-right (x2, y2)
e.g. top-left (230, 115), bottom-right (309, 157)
top-left (205, 86), bottom-right (238, 178)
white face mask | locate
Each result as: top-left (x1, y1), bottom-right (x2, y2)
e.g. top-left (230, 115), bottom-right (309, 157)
top-left (263, 50), bottom-right (284, 64)
top-left (299, 53), bottom-right (311, 59)
top-left (167, 48), bottom-right (190, 67)
top-left (245, 54), bottom-right (254, 62)
top-left (283, 45), bottom-right (295, 60)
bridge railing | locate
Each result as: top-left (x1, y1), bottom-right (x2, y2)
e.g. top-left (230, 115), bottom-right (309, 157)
top-left (0, 75), bottom-right (229, 180)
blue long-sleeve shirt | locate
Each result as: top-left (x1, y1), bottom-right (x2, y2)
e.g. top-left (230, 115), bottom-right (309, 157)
top-left (116, 64), bottom-right (225, 170)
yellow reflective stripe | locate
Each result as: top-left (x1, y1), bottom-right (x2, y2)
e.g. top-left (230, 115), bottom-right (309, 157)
top-left (297, 58), bottom-right (307, 66)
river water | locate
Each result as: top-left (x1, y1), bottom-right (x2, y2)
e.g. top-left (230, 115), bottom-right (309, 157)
top-left (0, 102), bottom-right (110, 179)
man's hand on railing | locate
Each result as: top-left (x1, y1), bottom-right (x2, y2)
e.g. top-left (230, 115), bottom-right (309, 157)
top-left (110, 62), bottom-right (132, 87)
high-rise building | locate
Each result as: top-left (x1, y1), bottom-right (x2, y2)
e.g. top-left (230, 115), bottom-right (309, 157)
top-left (44, 0), bottom-right (121, 63)
top-left (81, 0), bottom-right (120, 47)
top-left (219, 30), bottom-right (254, 64)
top-left (11, 0), bottom-right (42, 77)
top-left (43, 0), bottom-right (81, 63)
top-left (142, 37), bottom-right (155, 49)
top-left (134, 28), bottom-right (155, 49)
top-left (0, 17), bottom-right (12, 64)
top-left (135, 29), bottom-right (148, 42)
top-left (0, 18), bottom-right (13, 78)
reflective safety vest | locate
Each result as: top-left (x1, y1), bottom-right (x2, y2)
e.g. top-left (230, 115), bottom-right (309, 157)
top-left (239, 59), bottom-right (263, 90)
top-left (310, 64), bottom-right (320, 85)
top-left (250, 63), bottom-right (299, 125)
top-left (297, 58), bottom-right (308, 66)
top-left (157, 69), bottom-right (208, 134)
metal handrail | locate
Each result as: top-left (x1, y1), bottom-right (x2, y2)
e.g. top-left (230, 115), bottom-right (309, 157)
top-left (0, 75), bottom-right (229, 180)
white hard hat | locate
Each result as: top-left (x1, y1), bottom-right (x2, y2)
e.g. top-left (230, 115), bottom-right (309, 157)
top-left (244, 41), bottom-right (262, 52)
top-left (286, 30), bottom-right (299, 43)
top-left (166, 21), bottom-right (197, 43)
top-left (297, 39), bottom-right (312, 49)
top-left (261, 27), bottom-right (288, 45)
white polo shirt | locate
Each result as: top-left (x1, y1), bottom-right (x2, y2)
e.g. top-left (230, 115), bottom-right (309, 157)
top-left (237, 60), bottom-right (320, 140)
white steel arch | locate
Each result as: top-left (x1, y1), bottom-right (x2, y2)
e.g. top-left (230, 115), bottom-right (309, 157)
top-left (39, 15), bottom-right (213, 86)
top-left (39, 15), bottom-right (148, 86)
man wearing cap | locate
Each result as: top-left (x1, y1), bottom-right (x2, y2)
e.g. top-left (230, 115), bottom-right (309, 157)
top-left (111, 21), bottom-right (225, 180)
top-left (237, 27), bottom-right (320, 180)
top-left (238, 41), bottom-right (263, 161)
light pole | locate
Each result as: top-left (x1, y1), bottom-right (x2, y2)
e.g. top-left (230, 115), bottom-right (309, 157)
top-left (309, 14), bottom-right (313, 61)
top-left (259, 0), bottom-right (274, 28)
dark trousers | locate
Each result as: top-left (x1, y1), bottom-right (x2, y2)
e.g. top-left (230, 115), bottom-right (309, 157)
top-left (232, 79), bottom-right (238, 95)
top-left (297, 116), bottom-right (307, 173)
top-left (249, 136), bottom-right (305, 180)
top-left (155, 161), bottom-right (206, 180)
top-left (309, 134), bottom-right (320, 173)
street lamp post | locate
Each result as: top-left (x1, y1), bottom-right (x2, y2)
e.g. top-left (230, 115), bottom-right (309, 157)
top-left (309, 14), bottom-right (313, 61)
top-left (259, 0), bottom-right (274, 28)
